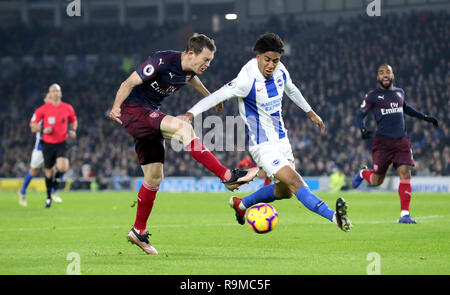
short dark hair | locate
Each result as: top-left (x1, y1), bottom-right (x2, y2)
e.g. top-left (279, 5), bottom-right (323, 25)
top-left (185, 33), bottom-right (216, 54)
top-left (253, 33), bottom-right (284, 54)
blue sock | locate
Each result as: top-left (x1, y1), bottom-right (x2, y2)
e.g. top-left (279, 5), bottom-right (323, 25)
top-left (20, 172), bottom-right (33, 195)
top-left (296, 186), bottom-right (334, 221)
top-left (242, 184), bottom-right (276, 208)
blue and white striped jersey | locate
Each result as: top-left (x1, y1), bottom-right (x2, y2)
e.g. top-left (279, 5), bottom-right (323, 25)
top-left (188, 58), bottom-right (312, 146)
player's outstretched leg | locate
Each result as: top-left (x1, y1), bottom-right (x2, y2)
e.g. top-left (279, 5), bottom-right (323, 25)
top-left (228, 184), bottom-right (276, 224)
top-left (352, 165), bottom-right (368, 188)
top-left (296, 186), bottom-right (352, 232)
top-left (126, 227), bottom-right (158, 255)
top-left (222, 167), bottom-right (260, 191)
top-left (162, 116), bottom-right (260, 191)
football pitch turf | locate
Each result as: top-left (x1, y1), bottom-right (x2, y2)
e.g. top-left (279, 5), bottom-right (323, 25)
top-left (0, 191), bottom-right (448, 275)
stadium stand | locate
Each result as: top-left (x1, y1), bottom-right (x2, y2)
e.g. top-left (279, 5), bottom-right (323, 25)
top-left (0, 11), bottom-right (448, 188)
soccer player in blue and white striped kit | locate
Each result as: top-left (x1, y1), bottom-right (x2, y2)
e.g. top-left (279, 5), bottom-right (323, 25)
top-left (181, 33), bottom-right (352, 232)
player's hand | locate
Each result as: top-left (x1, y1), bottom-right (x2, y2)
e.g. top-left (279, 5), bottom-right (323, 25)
top-left (215, 102), bottom-right (224, 113)
top-left (43, 126), bottom-right (53, 134)
top-left (361, 128), bottom-right (373, 140)
top-left (109, 106), bottom-right (122, 124)
top-left (423, 115), bottom-right (438, 128)
top-left (177, 112), bottom-right (194, 124)
top-left (69, 130), bottom-right (77, 139)
top-left (308, 111), bottom-right (325, 134)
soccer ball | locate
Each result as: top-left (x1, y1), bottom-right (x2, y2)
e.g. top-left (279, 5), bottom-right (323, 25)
top-left (246, 203), bottom-right (279, 234)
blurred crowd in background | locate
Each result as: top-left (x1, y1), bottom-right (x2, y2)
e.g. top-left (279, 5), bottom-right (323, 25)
top-left (0, 11), bottom-right (448, 188)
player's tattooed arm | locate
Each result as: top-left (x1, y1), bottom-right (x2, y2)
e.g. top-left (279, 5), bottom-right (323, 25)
top-left (110, 71), bottom-right (143, 124)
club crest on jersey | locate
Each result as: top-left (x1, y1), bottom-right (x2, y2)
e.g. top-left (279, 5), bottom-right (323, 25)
top-left (185, 74), bottom-right (192, 83)
top-left (149, 112), bottom-right (159, 118)
top-left (272, 159), bottom-right (280, 166)
top-left (48, 117), bottom-right (55, 125)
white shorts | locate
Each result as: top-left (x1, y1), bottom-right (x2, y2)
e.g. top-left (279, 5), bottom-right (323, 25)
top-left (249, 137), bottom-right (295, 183)
top-left (30, 149), bottom-right (44, 169)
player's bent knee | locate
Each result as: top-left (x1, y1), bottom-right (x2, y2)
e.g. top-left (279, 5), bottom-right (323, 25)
top-left (144, 176), bottom-right (163, 187)
top-left (29, 168), bottom-right (40, 176)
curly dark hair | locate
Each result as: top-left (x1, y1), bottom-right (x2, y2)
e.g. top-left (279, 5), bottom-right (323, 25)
top-left (253, 33), bottom-right (284, 54)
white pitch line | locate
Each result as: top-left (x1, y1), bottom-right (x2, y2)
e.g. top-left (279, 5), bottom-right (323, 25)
top-left (0, 223), bottom-right (238, 232)
top-left (0, 216), bottom-right (445, 233)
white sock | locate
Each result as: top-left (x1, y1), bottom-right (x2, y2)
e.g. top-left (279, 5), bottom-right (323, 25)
top-left (332, 212), bottom-right (337, 225)
top-left (238, 202), bottom-right (246, 211)
top-left (400, 210), bottom-right (409, 217)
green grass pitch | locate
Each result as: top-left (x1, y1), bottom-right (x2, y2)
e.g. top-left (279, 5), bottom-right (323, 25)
top-left (0, 191), bottom-right (448, 275)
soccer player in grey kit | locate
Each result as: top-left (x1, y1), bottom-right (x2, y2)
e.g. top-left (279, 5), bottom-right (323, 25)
top-left (109, 34), bottom-right (259, 255)
top-left (353, 64), bottom-right (438, 224)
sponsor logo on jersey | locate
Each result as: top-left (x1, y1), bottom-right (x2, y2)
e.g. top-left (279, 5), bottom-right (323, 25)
top-left (150, 81), bottom-right (177, 95)
top-left (143, 64), bottom-right (155, 76)
top-left (380, 102), bottom-right (403, 115)
top-left (272, 159), bottom-right (280, 166)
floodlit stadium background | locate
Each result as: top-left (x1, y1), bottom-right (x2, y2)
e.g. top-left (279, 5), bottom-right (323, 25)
top-left (0, 0), bottom-right (448, 193)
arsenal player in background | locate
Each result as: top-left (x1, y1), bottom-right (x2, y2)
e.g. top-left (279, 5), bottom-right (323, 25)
top-left (353, 64), bottom-right (438, 223)
top-left (30, 84), bottom-right (77, 208)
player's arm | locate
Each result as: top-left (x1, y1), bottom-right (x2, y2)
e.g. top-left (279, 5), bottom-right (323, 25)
top-left (67, 104), bottom-right (78, 138)
top-left (30, 123), bottom-right (42, 133)
top-left (179, 86), bottom-right (235, 123)
top-left (69, 120), bottom-right (78, 139)
top-left (403, 102), bottom-right (438, 127)
top-left (180, 73), bottom-right (252, 123)
top-left (29, 108), bottom-right (51, 134)
top-left (188, 76), bottom-right (223, 112)
top-left (355, 95), bottom-right (374, 139)
top-left (282, 68), bottom-right (324, 133)
top-left (110, 71), bottom-right (143, 124)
